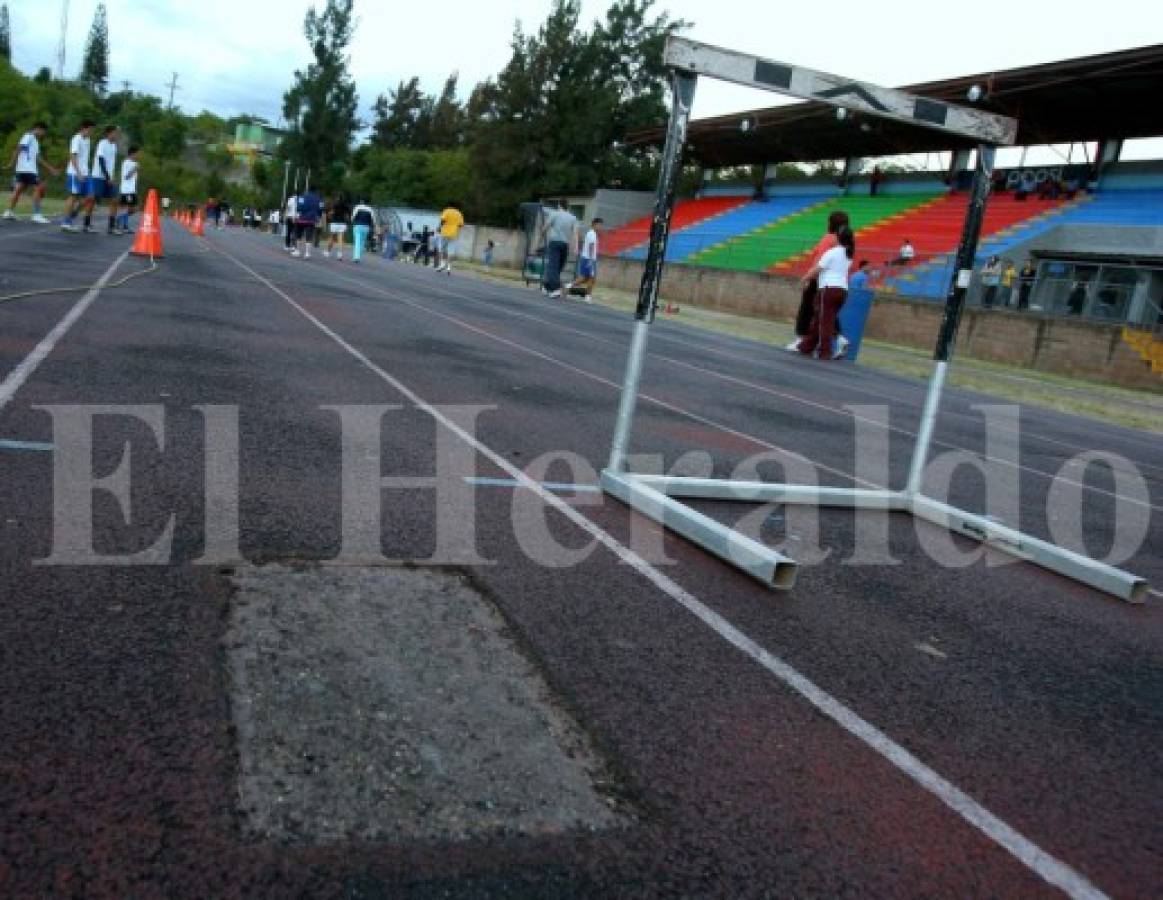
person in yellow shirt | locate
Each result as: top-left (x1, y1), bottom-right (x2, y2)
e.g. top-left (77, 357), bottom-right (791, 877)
top-left (436, 205), bottom-right (465, 274)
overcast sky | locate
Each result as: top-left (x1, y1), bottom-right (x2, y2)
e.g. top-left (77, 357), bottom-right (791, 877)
top-left (7, 0), bottom-right (1162, 160)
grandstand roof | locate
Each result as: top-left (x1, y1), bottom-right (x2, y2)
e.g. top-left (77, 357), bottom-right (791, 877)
top-left (631, 44), bottom-right (1163, 167)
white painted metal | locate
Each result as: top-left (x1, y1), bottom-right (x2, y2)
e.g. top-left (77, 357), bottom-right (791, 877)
top-left (663, 37), bottom-right (1018, 145)
top-left (607, 321), bottom-right (651, 474)
top-left (909, 495), bottom-right (1149, 604)
top-left (599, 39), bottom-right (1150, 605)
top-left (601, 470), bottom-right (798, 590)
top-left (631, 476), bottom-right (905, 510)
top-left (906, 360), bottom-right (948, 495)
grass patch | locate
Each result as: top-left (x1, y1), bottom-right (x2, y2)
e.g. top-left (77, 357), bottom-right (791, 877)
top-left (455, 261), bottom-right (1163, 434)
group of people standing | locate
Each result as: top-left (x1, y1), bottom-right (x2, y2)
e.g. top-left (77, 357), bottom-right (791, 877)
top-left (981, 256), bottom-right (1037, 310)
top-left (279, 189), bottom-right (378, 263)
top-left (539, 199), bottom-right (603, 300)
top-left (4, 119), bottom-right (141, 235)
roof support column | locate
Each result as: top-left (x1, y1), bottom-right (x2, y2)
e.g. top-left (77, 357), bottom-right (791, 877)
top-left (1095, 138), bottom-right (1123, 186)
top-left (840, 157), bottom-right (863, 194)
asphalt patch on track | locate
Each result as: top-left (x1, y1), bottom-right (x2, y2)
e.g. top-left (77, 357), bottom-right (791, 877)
top-left (225, 564), bottom-right (625, 845)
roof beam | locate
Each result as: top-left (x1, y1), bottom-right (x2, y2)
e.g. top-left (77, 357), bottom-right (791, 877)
top-left (664, 37), bottom-right (1018, 146)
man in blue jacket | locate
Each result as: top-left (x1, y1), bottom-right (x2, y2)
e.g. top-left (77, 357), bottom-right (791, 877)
top-left (292, 187), bottom-right (323, 259)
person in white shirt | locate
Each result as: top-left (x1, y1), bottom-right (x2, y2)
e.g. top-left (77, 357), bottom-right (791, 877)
top-left (284, 194), bottom-right (299, 250)
top-left (116, 146), bottom-right (141, 235)
top-left (89, 125), bottom-right (120, 234)
top-left (567, 216), bottom-right (603, 301)
top-left (4, 122), bottom-right (59, 224)
top-left (796, 226), bottom-right (856, 359)
top-left (892, 238), bottom-right (915, 266)
top-left (60, 120), bottom-right (96, 233)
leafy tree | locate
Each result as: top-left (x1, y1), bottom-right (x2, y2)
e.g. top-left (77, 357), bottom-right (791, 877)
top-left (465, 0), bottom-right (684, 222)
top-left (0, 5), bottom-right (11, 63)
top-left (371, 77), bottom-right (425, 150)
top-left (427, 74), bottom-right (465, 149)
top-left (80, 3), bottom-right (110, 95)
top-left (281, 0), bottom-right (359, 192)
top-left (145, 111), bottom-right (187, 159)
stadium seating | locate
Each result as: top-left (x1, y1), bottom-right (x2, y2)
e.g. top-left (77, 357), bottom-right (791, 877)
top-left (882, 189), bottom-right (1163, 299)
top-left (691, 194), bottom-right (942, 274)
top-left (621, 195), bottom-right (828, 262)
top-left (601, 196), bottom-right (750, 258)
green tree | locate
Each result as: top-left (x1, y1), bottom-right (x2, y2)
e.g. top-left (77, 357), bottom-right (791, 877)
top-left (371, 76), bottom-right (426, 150)
top-left (80, 3), bottom-right (110, 95)
top-left (465, 0), bottom-right (683, 223)
top-left (281, 0), bottom-right (359, 192)
top-left (0, 5), bottom-right (12, 63)
top-left (145, 111), bottom-right (187, 159)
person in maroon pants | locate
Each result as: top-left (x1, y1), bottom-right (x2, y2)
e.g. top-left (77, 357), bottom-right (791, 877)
top-left (788, 209), bottom-right (850, 353)
top-left (797, 226), bottom-right (856, 359)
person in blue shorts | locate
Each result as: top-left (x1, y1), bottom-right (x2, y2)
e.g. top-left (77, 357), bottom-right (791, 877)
top-left (4, 122), bottom-right (59, 223)
top-left (567, 217), bottom-right (602, 301)
top-left (60, 120), bottom-right (95, 233)
top-left (90, 125), bottom-right (121, 235)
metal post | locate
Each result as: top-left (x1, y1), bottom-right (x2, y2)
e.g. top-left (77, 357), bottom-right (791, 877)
top-left (279, 161), bottom-right (290, 215)
top-left (907, 144), bottom-right (995, 493)
top-left (606, 70), bottom-right (697, 473)
top-left (906, 361), bottom-right (947, 495)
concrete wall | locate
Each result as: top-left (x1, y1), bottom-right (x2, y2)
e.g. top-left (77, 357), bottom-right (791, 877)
top-left (593, 257), bottom-right (1161, 391)
top-left (468, 226), bottom-right (527, 268)
top-left (460, 230), bottom-right (1158, 389)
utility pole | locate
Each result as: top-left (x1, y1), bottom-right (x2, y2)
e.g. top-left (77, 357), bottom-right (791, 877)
top-left (56, 0), bottom-right (69, 79)
top-left (121, 79), bottom-right (131, 93)
top-left (165, 72), bottom-right (180, 110)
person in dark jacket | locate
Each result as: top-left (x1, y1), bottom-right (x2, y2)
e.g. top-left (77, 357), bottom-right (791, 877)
top-left (292, 188), bottom-right (322, 259)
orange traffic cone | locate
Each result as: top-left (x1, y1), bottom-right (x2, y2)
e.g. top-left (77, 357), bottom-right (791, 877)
top-left (130, 189), bottom-right (164, 258)
top-left (192, 209), bottom-right (205, 237)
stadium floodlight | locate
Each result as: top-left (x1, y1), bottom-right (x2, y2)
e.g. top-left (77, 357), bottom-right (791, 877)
top-left (600, 36), bottom-right (1148, 603)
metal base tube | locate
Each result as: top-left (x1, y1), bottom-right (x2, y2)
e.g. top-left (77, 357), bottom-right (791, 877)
top-left (632, 475), bottom-right (905, 510)
top-left (602, 470), bottom-right (798, 590)
top-left (909, 494), bottom-right (1148, 603)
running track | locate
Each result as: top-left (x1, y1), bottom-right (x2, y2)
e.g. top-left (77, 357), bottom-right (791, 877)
top-left (0, 220), bottom-right (1160, 897)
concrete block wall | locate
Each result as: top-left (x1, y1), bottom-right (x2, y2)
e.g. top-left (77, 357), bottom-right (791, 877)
top-left (460, 230), bottom-right (1160, 391)
top-left (594, 257), bottom-right (1161, 391)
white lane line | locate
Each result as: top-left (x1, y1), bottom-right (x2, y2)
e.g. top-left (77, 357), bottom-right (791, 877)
top-left (0, 438), bottom-right (54, 451)
top-left (0, 251), bottom-right (128, 414)
top-left (217, 244), bottom-right (1109, 900)
top-left (376, 256), bottom-right (1163, 479)
top-left (466, 476), bottom-right (601, 493)
top-left (401, 274), bottom-right (1163, 510)
top-left (321, 268), bottom-right (879, 489)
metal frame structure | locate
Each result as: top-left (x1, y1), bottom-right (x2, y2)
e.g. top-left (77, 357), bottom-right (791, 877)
top-left (601, 37), bottom-right (1149, 604)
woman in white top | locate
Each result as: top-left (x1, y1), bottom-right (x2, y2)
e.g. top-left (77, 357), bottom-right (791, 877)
top-left (797, 226), bottom-right (855, 359)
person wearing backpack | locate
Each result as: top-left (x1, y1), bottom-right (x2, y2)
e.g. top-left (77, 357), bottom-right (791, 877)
top-left (351, 201), bottom-right (376, 263)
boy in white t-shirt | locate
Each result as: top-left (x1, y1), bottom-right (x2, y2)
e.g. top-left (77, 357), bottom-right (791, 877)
top-left (60, 120), bottom-right (95, 233)
top-left (567, 217), bottom-right (603, 301)
top-left (4, 122), bottom-right (59, 223)
top-left (115, 146), bottom-right (141, 234)
top-left (90, 125), bottom-right (120, 234)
